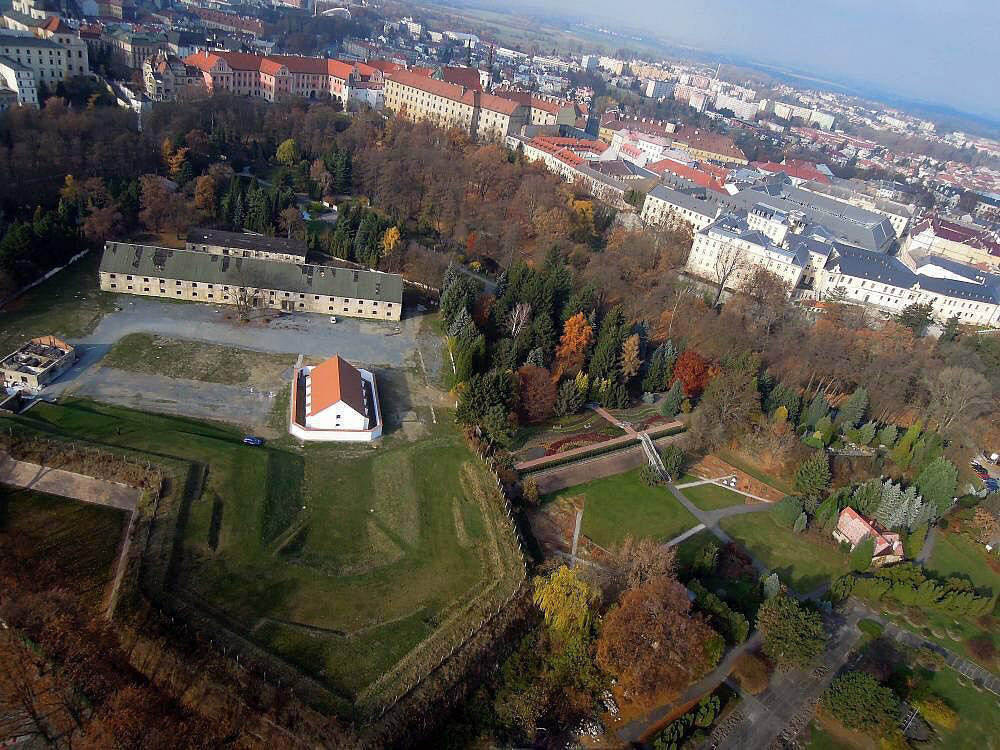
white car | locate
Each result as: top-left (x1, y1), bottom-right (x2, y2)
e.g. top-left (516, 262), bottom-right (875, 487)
top-left (329, 316), bottom-right (338, 324)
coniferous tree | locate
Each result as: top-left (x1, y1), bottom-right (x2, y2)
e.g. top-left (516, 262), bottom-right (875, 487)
top-left (659, 379), bottom-right (684, 418)
top-left (588, 305), bottom-right (628, 382)
top-left (835, 388), bottom-right (868, 430)
top-left (802, 393), bottom-right (829, 429)
top-left (915, 456), bottom-right (958, 514)
top-left (555, 379), bottom-right (585, 416)
top-left (795, 451), bottom-right (831, 502)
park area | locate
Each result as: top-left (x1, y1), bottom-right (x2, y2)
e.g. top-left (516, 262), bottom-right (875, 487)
top-left (3, 398), bottom-right (524, 717)
top-left (720, 510), bottom-right (850, 593)
top-left (543, 467), bottom-right (699, 548)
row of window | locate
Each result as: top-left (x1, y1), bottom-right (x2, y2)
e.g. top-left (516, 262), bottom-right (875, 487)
top-left (108, 274), bottom-right (394, 307)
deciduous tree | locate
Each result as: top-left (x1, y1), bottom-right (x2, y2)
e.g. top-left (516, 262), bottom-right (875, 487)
top-left (532, 565), bottom-right (597, 634)
top-left (517, 364), bottom-right (557, 423)
top-left (553, 312), bottom-right (593, 380)
top-left (596, 576), bottom-right (718, 707)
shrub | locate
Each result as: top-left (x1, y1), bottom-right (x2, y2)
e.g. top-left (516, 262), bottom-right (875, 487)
top-left (693, 541), bottom-right (720, 576)
top-left (689, 580), bottom-right (750, 645)
top-left (849, 536), bottom-right (875, 572)
top-left (773, 495), bottom-right (804, 528)
top-left (914, 696), bottom-right (958, 730)
top-left (639, 464), bottom-right (662, 486)
top-left (521, 476), bottom-right (540, 505)
top-left (821, 671), bottom-right (898, 734)
top-left (858, 618), bottom-right (883, 639)
top-left (731, 652), bottom-right (769, 695)
top-left (967, 635), bottom-right (997, 664)
top-left (660, 442), bottom-right (687, 480)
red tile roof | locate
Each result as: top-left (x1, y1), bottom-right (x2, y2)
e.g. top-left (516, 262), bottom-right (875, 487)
top-left (363, 60), bottom-right (403, 75)
top-left (671, 125), bottom-right (747, 162)
top-left (647, 158), bottom-right (729, 193)
top-left (387, 69), bottom-right (468, 102)
top-left (184, 50), bottom-right (223, 72)
top-left (752, 160), bottom-right (831, 184)
top-left (308, 355), bottom-right (366, 417)
top-left (913, 216), bottom-right (1000, 256)
top-left (836, 508), bottom-right (903, 558)
top-left (441, 66), bottom-right (482, 91)
top-left (476, 91), bottom-right (521, 115)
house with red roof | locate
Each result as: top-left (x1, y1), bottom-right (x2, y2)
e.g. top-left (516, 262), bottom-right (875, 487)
top-left (833, 507), bottom-right (904, 566)
top-left (290, 354), bottom-right (382, 442)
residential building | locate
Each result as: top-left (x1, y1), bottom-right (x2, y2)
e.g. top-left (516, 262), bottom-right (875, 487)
top-left (713, 91), bottom-right (757, 120)
top-left (833, 508), bottom-right (904, 566)
top-left (902, 216), bottom-right (1000, 270)
top-left (99, 243), bottom-right (403, 321)
top-left (0, 56), bottom-right (36, 105)
top-left (383, 69), bottom-right (529, 142)
top-left (670, 125), bottom-right (748, 165)
top-left (289, 354), bottom-right (383, 442)
top-left (35, 17), bottom-right (88, 76)
top-left (185, 228), bottom-right (307, 264)
top-left (797, 179), bottom-right (913, 238)
top-left (0, 336), bottom-right (75, 390)
top-left (643, 79), bottom-right (674, 99)
top-left (818, 243), bottom-right (1000, 327)
top-left (143, 51), bottom-right (205, 101)
top-left (641, 184), bottom-right (719, 232)
top-left (189, 8), bottom-right (265, 38)
top-left (184, 50), bottom-right (357, 103)
top-left (491, 87), bottom-right (582, 126)
top-left (103, 27), bottom-right (164, 69)
top-left (0, 31), bottom-right (68, 92)
top-left (685, 213), bottom-right (810, 290)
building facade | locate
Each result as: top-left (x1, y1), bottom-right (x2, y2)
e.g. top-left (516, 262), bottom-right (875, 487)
top-left (0, 335), bottom-right (75, 390)
top-left (99, 243), bottom-right (403, 321)
top-left (289, 354), bottom-right (383, 442)
top-left (185, 228), bottom-right (307, 264)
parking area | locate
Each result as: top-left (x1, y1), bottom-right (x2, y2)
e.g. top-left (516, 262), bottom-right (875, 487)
top-left (38, 297), bottom-right (449, 434)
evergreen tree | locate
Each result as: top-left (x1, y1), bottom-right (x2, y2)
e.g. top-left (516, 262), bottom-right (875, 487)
top-left (231, 193), bottom-right (245, 229)
top-left (795, 451), bottom-right (831, 502)
top-left (849, 536), bottom-right (875, 572)
top-left (440, 275), bottom-right (477, 326)
top-left (792, 512), bottom-right (808, 533)
top-left (555, 379), bottom-right (585, 416)
top-left (850, 479), bottom-right (882, 516)
top-left (448, 307), bottom-right (476, 340)
top-left (525, 347), bottom-right (546, 368)
top-left (890, 421), bottom-right (923, 468)
top-left (761, 572), bottom-right (781, 599)
top-left (588, 305), bottom-right (628, 382)
top-left (815, 495), bottom-right (840, 531)
top-left (641, 340), bottom-right (678, 393)
top-left (876, 424), bottom-right (898, 449)
top-left (765, 381), bottom-right (801, 422)
top-left (835, 388), bottom-right (868, 430)
top-left (875, 481), bottom-right (906, 529)
top-left (939, 314), bottom-right (961, 343)
top-left (802, 393), bottom-right (829, 429)
top-left (857, 422), bottom-right (877, 446)
top-left (915, 456), bottom-right (958, 514)
top-left (659, 379), bottom-right (684, 418)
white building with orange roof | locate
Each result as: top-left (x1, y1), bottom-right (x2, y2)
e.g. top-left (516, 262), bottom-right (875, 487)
top-left (290, 354), bottom-right (382, 442)
top-left (833, 507), bottom-right (904, 566)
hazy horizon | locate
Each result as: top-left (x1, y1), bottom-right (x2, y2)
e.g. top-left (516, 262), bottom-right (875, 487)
top-left (489, 0), bottom-right (1000, 125)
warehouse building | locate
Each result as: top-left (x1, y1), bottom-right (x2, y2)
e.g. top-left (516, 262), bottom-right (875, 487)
top-left (185, 227), bottom-right (307, 263)
top-left (99, 242), bottom-right (402, 321)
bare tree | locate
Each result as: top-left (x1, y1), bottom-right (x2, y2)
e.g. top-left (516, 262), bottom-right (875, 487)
top-left (923, 366), bottom-right (992, 431)
top-left (739, 266), bottom-right (791, 335)
top-left (712, 241), bottom-right (748, 308)
top-left (508, 302), bottom-right (532, 337)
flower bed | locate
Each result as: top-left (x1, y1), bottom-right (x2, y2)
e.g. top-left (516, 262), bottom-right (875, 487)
top-left (636, 414), bottom-right (674, 431)
top-left (544, 432), bottom-right (613, 456)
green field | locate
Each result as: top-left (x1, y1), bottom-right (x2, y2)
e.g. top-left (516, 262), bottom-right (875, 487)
top-left (720, 512), bottom-right (849, 593)
top-left (101, 333), bottom-right (295, 387)
top-left (0, 487), bottom-right (125, 599)
top-left (0, 253), bottom-right (114, 354)
top-left (545, 467), bottom-right (699, 547)
top-left (927, 531), bottom-right (1000, 600)
top-left (681, 482), bottom-right (748, 511)
top-left (6, 399), bottom-right (522, 714)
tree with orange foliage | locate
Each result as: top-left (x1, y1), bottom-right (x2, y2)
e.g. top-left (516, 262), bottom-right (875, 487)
top-left (671, 350), bottom-right (712, 398)
top-left (553, 312), bottom-right (594, 380)
top-left (517, 364), bottom-right (557, 423)
top-left (596, 576), bottom-right (719, 708)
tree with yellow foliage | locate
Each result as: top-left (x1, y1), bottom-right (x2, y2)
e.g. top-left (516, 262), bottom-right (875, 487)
top-left (380, 226), bottom-right (401, 257)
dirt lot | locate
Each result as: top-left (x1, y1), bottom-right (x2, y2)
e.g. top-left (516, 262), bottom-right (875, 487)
top-left (100, 333), bottom-right (295, 389)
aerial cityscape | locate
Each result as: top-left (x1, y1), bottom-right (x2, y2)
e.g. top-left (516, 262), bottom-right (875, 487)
top-left (0, 0), bottom-right (998, 749)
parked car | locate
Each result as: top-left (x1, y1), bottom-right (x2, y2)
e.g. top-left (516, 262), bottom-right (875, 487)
top-left (242, 436), bottom-right (265, 446)
top-left (329, 316), bottom-right (338, 324)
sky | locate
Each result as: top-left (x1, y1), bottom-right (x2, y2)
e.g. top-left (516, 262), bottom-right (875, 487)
top-left (547, 0), bottom-right (1000, 123)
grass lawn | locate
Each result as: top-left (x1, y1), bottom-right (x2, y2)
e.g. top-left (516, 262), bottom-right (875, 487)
top-left (681, 482), bottom-right (747, 511)
top-left (720, 512), bottom-right (849, 593)
top-left (924, 663), bottom-right (1000, 749)
top-left (674, 529), bottom-right (715, 573)
top-left (0, 253), bottom-right (115, 354)
top-left (8, 399), bottom-right (522, 712)
top-left (715, 448), bottom-right (794, 494)
top-left (545, 467), bottom-right (699, 547)
top-left (927, 530), bottom-right (1000, 599)
top-left (101, 332), bottom-right (295, 388)
top-left (0, 487), bottom-right (125, 600)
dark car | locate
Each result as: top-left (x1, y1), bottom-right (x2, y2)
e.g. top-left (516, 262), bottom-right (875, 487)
top-left (242, 435), bottom-right (265, 446)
